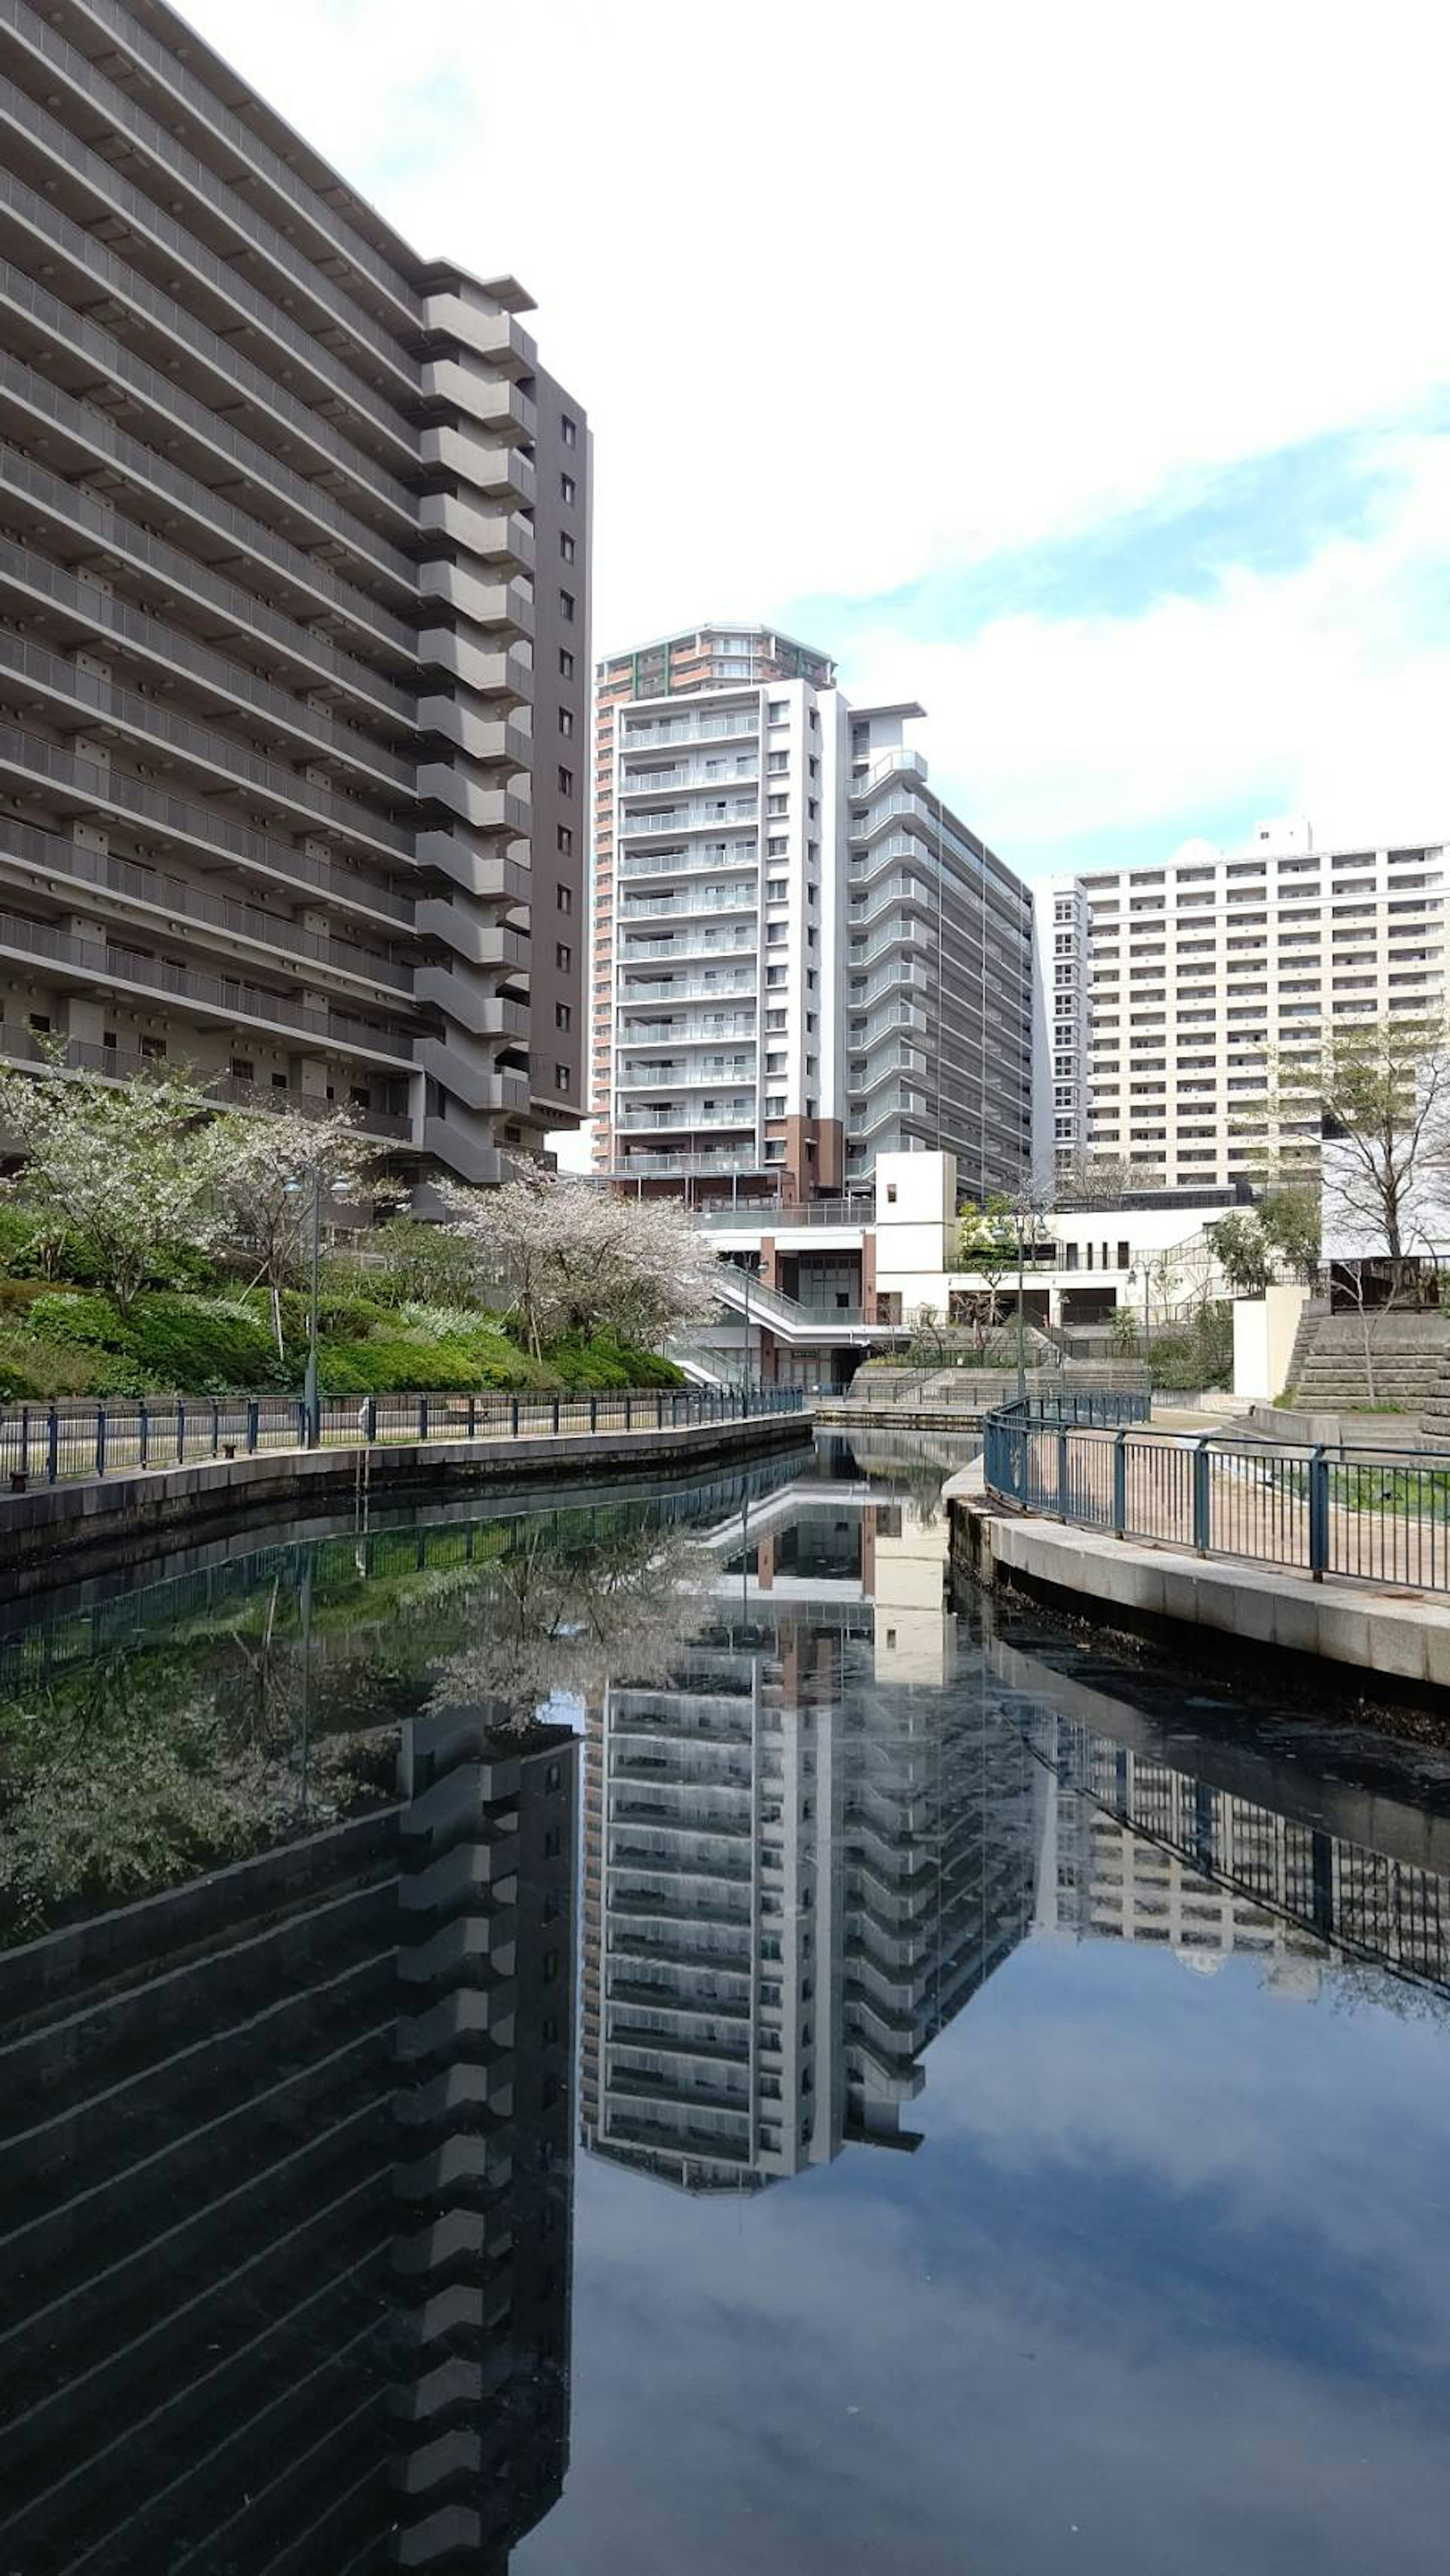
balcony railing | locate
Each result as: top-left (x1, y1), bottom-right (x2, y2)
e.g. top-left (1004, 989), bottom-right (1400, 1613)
top-left (620, 712), bottom-right (757, 748)
top-left (0, 815), bottom-right (413, 990)
top-left (620, 763), bottom-right (759, 795)
top-left (620, 890), bottom-right (757, 922)
top-left (0, 444), bottom-right (416, 727)
top-left (619, 806), bottom-right (757, 836)
top-left (0, 533), bottom-right (413, 792)
top-left (620, 845), bottom-right (759, 880)
top-left (0, 246), bottom-right (415, 597)
top-left (0, 714), bottom-right (415, 925)
top-left (0, 346), bottom-right (416, 659)
top-left (1, 60), bottom-right (418, 447)
top-left (53, 0), bottom-right (422, 326)
top-left (617, 975), bottom-right (757, 1005)
top-left (0, 156), bottom-right (414, 529)
top-left (0, 910), bottom-right (415, 1057)
top-left (0, 1020), bottom-right (412, 1139)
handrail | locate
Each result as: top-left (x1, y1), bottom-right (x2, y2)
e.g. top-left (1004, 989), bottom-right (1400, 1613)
top-left (982, 1399), bottom-right (1450, 1593)
top-left (0, 1383), bottom-right (810, 1487)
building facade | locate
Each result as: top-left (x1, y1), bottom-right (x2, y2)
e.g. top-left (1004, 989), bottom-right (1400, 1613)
top-left (0, 0), bottom-right (589, 1192)
top-left (592, 623), bottom-right (1034, 1208)
top-left (1042, 820), bottom-right (1447, 1190)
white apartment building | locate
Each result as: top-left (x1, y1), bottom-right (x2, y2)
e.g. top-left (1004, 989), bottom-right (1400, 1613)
top-left (1041, 819), bottom-right (1448, 1190)
top-left (593, 624), bottom-right (1035, 1209)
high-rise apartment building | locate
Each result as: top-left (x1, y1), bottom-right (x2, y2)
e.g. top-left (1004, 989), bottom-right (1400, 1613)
top-left (0, 0), bottom-right (589, 1192)
top-left (1043, 820), bottom-right (1447, 1189)
top-left (592, 622), bottom-right (1034, 1207)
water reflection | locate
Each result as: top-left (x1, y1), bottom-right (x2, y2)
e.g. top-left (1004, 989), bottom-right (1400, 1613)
top-left (1, 1439), bottom-right (1448, 2573)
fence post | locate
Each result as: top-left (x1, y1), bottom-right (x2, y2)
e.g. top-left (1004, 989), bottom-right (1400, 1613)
top-left (247, 1399), bottom-right (259, 1455)
top-left (1112, 1427), bottom-right (1127, 1537)
top-left (1308, 1445), bottom-right (1329, 1581)
top-left (1192, 1436), bottom-right (1212, 1555)
top-left (466, 1393), bottom-right (477, 1441)
top-left (138, 1398), bottom-right (149, 1470)
top-left (211, 1399), bottom-right (220, 1459)
top-left (418, 1394), bottom-right (427, 1444)
top-left (19, 1406), bottom-right (28, 1478)
top-left (47, 1406), bottom-right (58, 1485)
top-left (589, 1394), bottom-right (598, 1435)
top-left (552, 1396), bottom-right (560, 1436)
top-left (96, 1405), bottom-right (106, 1478)
top-left (366, 1394), bottom-right (378, 1444)
top-left (1057, 1428), bottom-right (1069, 1519)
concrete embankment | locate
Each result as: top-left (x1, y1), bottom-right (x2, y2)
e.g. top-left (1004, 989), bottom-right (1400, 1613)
top-left (0, 1409), bottom-right (812, 1598)
top-left (947, 1459), bottom-right (1450, 1712)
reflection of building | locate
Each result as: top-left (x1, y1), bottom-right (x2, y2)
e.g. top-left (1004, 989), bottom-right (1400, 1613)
top-left (0, 1714), bottom-right (578, 2573)
top-left (1038, 1724), bottom-right (1450, 1989)
top-left (580, 1499), bottom-right (1041, 2192)
top-left (393, 1710), bottom-right (578, 2571)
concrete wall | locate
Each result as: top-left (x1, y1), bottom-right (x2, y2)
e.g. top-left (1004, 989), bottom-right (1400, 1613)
top-left (1232, 1282), bottom-right (1309, 1402)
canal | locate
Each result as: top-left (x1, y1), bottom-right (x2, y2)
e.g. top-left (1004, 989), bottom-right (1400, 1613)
top-left (2, 1429), bottom-right (1449, 2574)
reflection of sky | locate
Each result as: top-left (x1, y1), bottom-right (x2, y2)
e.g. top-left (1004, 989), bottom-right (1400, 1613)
top-left (521, 1929), bottom-right (1450, 2576)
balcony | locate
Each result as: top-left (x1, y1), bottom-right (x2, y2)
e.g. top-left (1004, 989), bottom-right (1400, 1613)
top-left (621, 712), bottom-right (758, 750)
top-left (618, 975), bottom-right (757, 1005)
top-left (615, 1108), bottom-right (756, 1133)
top-left (617, 1063), bottom-right (756, 1089)
top-left (619, 889), bottom-right (758, 925)
top-left (0, 444), bottom-right (416, 728)
top-left (0, 817), bottom-right (413, 992)
top-left (618, 805), bottom-right (758, 838)
top-left (0, 346), bottom-right (417, 661)
top-left (0, 909), bottom-right (415, 1059)
top-left (620, 762), bottom-right (759, 797)
top-left (620, 844), bottom-right (759, 881)
top-left (0, 1020), bottom-right (412, 1139)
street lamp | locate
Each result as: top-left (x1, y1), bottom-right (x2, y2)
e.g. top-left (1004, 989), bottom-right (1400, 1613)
top-left (286, 1167), bottom-right (325, 1447)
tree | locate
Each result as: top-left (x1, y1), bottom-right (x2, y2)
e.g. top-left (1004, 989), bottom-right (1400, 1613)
top-left (1205, 1211), bottom-right (1274, 1298)
top-left (1273, 1014), bottom-right (1450, 1293)
top-left (208, 1109), bottom-right (385, 1357)
top-left (955, 1195), bottom-right (1018, 1340)
top-left (435, 1165), bottom-right (719, 1359)
top-left (1259, 1182), bottom-right (1320, 1280)
top-left (0, 1057), bottom-right (220, 1313)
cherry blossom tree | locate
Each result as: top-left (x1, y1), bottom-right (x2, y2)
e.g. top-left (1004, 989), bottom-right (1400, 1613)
top-left (0, 1057), bottom-right (222, 1313)
top-left (208, 1107), bottom-right (387, 1356)
top-left (435, 1164), bottom-right (720, 1359)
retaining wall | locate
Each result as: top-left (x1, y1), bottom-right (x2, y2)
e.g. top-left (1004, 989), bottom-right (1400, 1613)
top-left (0, 1409), bottom-right (813, 1598)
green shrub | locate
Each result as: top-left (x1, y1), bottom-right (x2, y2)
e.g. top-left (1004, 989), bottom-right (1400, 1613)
top-left (26, 1292), bottom-right (129, 1350)
top-left (125, 1295), bottom-right (284, 1394)
top-left (364, 1216), bottom-right (486, 1310)
top-left (0, 1330), bottom-right (113, 1401)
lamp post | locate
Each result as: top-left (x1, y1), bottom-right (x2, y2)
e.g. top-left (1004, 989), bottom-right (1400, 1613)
top-left (1015, 1212), bottom-right (1027, 1404)
top-left (287, 1167), bottom-right (325, 1447)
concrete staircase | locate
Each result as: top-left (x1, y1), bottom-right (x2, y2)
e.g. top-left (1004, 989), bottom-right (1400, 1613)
top-left (1285, 1310), bottom-right (1450, 1415)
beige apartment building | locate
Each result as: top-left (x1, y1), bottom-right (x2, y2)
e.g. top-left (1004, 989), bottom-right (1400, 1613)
top-left (0, 0), bottom-right (589, 1194)
top-left (1042, 820), bottom-right (1447, 1189)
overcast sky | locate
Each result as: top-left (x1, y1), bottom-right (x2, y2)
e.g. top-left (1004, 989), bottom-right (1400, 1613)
top-left (180, 0), bottom-right (1450, 880)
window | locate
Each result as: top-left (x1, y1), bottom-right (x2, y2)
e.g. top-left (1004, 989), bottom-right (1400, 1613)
top-left (560, 471), bottom-right (575, 505)
top-left (102, 1029), bottom-right (117, 1051)
top-left (559, 646), bottom-right (574, 679)
top-left (555, 1002), bottom-right (571, 1030)
top-left (560, 589), bottom-right (575, 621)
top-left (560, 532), bottom-right (575, 564)
top-left (559, 707), bottom-right (574, 737)
top-left (139, 1034), bottom-right (168, 1061)
top-left (557, 885), bottom-right (573, 914)
top-left (561, 414), bottom-right (577, 448)
top-left (554, 1064), bottom-right (571, 1091)
top-left (558, 764), bottom-right (574, 796)
top-left (230, 1057), bottom-right (253, 1082)
top-left (886, 1182), bottom-right (898, 1204)
top-left (557, 825), bottom-right (573, 855)
top-left (555, 940), bottom-right (572, 970)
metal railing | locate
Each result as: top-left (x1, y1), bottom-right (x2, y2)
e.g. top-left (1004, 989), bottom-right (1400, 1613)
top-left (0, 1384), bottom-right (808, 1489)
top-left (983, 1396), bottom-right (1450, 1593)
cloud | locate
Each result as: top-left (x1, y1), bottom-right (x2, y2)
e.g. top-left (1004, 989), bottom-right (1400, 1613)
top-left (173, 0), bottom-right (1450, 863)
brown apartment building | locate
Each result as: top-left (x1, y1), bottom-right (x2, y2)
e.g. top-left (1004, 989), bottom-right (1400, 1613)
top-left (0, 0), bottom-right (589, 1194)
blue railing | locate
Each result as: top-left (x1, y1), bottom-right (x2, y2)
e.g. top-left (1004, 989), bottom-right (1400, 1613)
top-left (983, 1397), bottom-right (1450, 1595)
top-left (0, 1383), bottom-right (808, 1490)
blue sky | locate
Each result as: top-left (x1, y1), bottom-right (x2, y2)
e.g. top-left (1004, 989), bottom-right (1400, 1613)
top-left (176, 0), bottom-right (1450, 882)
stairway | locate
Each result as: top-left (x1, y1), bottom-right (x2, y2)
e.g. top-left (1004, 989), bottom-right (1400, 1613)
top-left (1285, 1310), bottom-right (1450, 1414)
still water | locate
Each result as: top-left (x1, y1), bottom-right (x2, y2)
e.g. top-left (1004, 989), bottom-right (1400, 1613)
top-left (3, 1431), bottom-right (1450, 2574)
